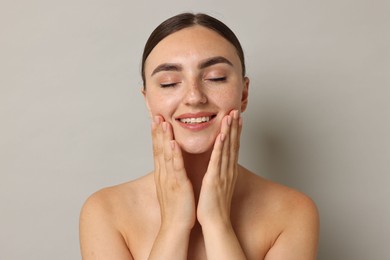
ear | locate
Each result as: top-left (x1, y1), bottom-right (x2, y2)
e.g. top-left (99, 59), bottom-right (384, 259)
top-left (240, 77), bottom-right (249, 112)
top-left (141, 88), bottom-right (152, 117)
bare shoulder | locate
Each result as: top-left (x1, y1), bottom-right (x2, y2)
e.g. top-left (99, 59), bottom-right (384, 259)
top-left (239, 166), bottom-right (318, 221)
top-left (238, 166), bottom-right (319, 259)
top-left (263, 177), bottom-right (318, 220)
top-left (79, 173), bottom-right (155, 260)
top-left (81, 173), bottom-right (155, 220)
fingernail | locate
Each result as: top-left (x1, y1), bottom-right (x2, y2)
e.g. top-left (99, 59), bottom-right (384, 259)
top-left (162, 122), bottom-right (167, 132)
top-left (239, 116), bottom-right (243, 126)
top-left (220, 133), bottom-right (225, 142)
top-left (227, 116), bottom-right (232, 126)
top-left (233, 110), bottom-right (239, 119)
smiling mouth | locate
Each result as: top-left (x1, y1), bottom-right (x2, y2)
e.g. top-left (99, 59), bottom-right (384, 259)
top-left (177, 115), bottom-right (216, 124)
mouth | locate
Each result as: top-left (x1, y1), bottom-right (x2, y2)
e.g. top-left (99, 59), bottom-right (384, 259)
top-left (178, 116), bottom-right (215, 124)
top-left (175, 113), bottom-right (217, 125)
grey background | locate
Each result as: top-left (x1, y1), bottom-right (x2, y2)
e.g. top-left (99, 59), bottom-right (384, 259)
top-left (1, 0), bottom-right (389, 259)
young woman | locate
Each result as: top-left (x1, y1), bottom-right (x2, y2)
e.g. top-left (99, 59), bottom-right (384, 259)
top-left (80, 13), bottom-right (319, 260)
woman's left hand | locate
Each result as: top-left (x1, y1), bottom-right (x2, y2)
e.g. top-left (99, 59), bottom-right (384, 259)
top-left (197, 110), bottom-right (242, 227)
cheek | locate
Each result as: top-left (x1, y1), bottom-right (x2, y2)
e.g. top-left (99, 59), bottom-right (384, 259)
top-left (212, 87), bottom-right (243, 109)
top-left (147, 94), bottom-right (178, 117)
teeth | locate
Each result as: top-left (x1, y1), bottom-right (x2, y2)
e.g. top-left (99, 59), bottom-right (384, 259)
top-left (179, 116), bottom-right (211, 124)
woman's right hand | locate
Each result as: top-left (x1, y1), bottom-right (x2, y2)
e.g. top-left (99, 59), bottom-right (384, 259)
top-left (151, 116), bottom-right (196, 231)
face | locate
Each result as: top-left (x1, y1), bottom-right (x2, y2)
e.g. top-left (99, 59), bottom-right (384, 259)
top-left (143, 26), bottom-right (249, 154)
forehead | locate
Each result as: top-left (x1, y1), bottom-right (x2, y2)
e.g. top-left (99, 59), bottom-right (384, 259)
top-left (144, 26), bottom-right (241, 74)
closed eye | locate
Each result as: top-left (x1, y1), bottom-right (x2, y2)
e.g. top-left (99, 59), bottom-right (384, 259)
top-left (160, 82), bottom-right (179, 88)
top-left (208, 77), bottom-right (227, 82)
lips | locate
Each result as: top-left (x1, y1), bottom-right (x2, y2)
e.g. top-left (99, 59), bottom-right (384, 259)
top-left (179, 116), bottom-right (211, 124)
top-left (175, 112), bottom-right (216, 129)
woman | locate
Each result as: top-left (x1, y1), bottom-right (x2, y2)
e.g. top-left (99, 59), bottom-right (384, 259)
top-left (80, 13), bottom-right (319, 260)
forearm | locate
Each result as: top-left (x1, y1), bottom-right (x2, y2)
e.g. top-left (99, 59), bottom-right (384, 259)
top-left (148, 226), bottom-right (191, 260)
top-left (202, 222), bottom-right (247, 260)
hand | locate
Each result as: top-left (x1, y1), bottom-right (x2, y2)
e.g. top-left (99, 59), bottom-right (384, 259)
top-left (151, 116), bottom-right (196, 231)
top-left (197, 110), bottom-right (242, 227)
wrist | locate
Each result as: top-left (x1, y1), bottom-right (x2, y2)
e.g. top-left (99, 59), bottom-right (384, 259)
top-left (199, 218), bottom-right (234, 234)
top-left (200, 220), bottom-right (247, 259)
top-left (149, 222), bottom-right (192, 260)
top-left (198, 210), bottom-right (232, 228)
top-left (159, 222), bottom-right (193, 236)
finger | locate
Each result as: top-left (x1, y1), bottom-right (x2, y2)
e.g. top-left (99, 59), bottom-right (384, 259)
top-left (162, 121), bottom-right (175, 179)
top-left (206, 114), bottom-right (230, 178)
top-left (229, 110), bottom-right (241, 186)
top-left (207, 115), bottom-right (231, 178)
top-left (237, 115), bottom-right (243, 162)
top-left (151, 116), bottom-right (164, 200)
top-left (162, 121), bottom-right (174, 162)
top-left (206, 130), bottom-right (224, 178)
top-left (229, 110), bottom-right (240, 171)
top-left (151, 116), bottom-right (162, 172)
top-left (162, 125), bottom-right (190, 188)
top-left (171, 140), bottom-right (188, 183)
top-left (153, 116), bottom-right (168, 183)
top-left (220, 114), bottom-right (231, 178)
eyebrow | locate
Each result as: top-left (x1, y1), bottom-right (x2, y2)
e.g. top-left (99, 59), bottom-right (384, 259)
top-left (151, 63), bottom-right (183, 76)
top-left (199, 56), bottom-right (233, 70)
top-left (151, 56), bottom-right (233, 76)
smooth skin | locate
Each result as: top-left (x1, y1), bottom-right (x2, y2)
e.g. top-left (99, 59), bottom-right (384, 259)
top-left (80, 26), bottom-right (319, 260)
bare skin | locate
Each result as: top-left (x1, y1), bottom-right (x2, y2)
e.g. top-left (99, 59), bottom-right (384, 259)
top-left (79, 26), bottom-right (319, 259)
top-left (79, 163), bottom-right (319, 259)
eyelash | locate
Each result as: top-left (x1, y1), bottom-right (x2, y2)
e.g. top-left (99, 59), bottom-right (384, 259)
top-left (208, 77), bottom-right (227, 82)
top-left (160, 83), bottom-right (176, 88)
top-left (159, 77), bottom-right (227, 88)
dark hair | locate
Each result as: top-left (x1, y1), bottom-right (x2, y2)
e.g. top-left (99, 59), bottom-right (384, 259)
top-left (141, 12), bottom-right (246, 88)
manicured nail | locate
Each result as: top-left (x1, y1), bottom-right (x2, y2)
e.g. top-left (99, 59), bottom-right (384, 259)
top-left (233, 110), bottom-right (239, 120)
top-left (227, 116), bottom-right (232, 126)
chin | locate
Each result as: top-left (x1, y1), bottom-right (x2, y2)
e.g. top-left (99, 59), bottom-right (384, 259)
top-left (177, 138), bottom-right (215, 155)
top-left (181, 146), bottom-right (210, 155)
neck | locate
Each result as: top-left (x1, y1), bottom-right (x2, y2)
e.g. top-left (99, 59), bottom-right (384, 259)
top-left (182, 150), bottom-right (212, 199)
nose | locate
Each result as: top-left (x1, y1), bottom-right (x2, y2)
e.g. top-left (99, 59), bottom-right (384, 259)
top-left (183, 81), bottom-right (207, 105)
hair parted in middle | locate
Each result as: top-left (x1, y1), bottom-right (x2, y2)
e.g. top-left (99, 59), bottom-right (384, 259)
top-left (141, 12), bottom-right (246, 88)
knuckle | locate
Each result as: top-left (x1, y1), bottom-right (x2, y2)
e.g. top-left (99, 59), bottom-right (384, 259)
top-left (173, 163), bottom-right (184, 172)
top-left (164, 153), bottom-right (173, 162)
top-left (153, 146), bottom-right (163, 156)
top-left (233, 142), bottom-right (240, 151)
